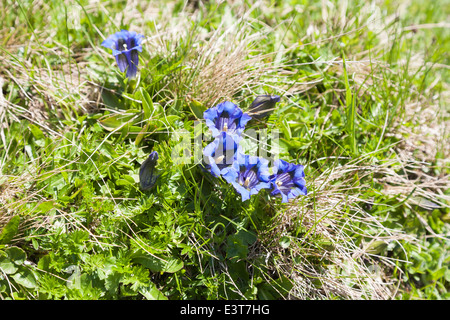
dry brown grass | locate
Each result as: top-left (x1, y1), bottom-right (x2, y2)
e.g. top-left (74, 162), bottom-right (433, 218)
top-left (256, 160), bottom-right (396, 299)
top-left (170, 24), bottom-right (277, 108)
top-left (142, 12), bottom-right (283, 108)
top-left (253, 147), bottom-right (448, 299)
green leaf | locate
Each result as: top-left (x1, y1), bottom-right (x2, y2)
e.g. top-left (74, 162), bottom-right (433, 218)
top-left (122, 174), bottom-right (137, 184)
top-left (105, 272), bottom-right (121, 294)
top-left (188, 99), bottom-right (206, 119)
top-left (0, 256), bottom-right (18, 274)
top-left (29, 123), bottom-right (44, 139)
top-left (138, 282), bottom-right (168, 300)
top-left (280, 119), bottom-right (292, 140)
top-left (365, 240), bottom-right (388, 255)
top-left (226, 230), bottom-right (256, 261)
top-left (257, 275), bottom-right (293, 300)
top-left (445, 269), bottom-right (450, 282)
top-left (132, 254), bottom-right (164, 272)
top-left (0, 215), bottom-right (20, 245)
top-left (163, 258), bottom-right (184, 273)
top-left (134, 122), bottom-right (150, 146)
top-left (11, 267), bottom-right (37, 289)
top-left (6, 247), bottom-right (26, 265)
top-left (431, 267), bottom-right (447, 281)
top-left (35, 201), bottom-right (55, 214)
top-left (257, 285), bottom-right (276, 300)
top-left (37, 255), bottom-right (51, 271)
top-left (101, 90), bottom-right (124, 110)
top-left (132, 253), bottom-right (184, 273)
top-left (145, 115), bottom-right (180, 133)
top-left (342, 55), bottom-right (357, 156)
top-left (140, 88), bottom-right (154, 120)
top-left (99, 113), bottom-right (135, 131)
top-left (280, 236), bottom-right (290, 249)
top-left (116, 179), bottom-right (133, 186)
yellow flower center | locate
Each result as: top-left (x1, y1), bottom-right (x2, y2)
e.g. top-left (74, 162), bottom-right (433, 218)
top-left (215, 155), bottom-right (225, 164)
top-left (243, 177), bottom-right (251, 188)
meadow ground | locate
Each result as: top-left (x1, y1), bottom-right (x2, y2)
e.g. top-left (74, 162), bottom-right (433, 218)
top-left (0, 0), bottom-right (449, 300)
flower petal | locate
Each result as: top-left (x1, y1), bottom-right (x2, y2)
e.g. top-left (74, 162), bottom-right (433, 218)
top-left (102, 30), bottom-right (144, 78)
top-left (224, 154), bottom-right (271, 201)
top-left (126, 50), bottom-right (139, 78)
top-left (139, 151), bottom-right (159, 190)
top-left (203, 101), bottom-right (251, 137)
top-left (101, 38), bottom-right (116, 50)
top-left (248, 95), bottom-right (280, 119)
top-left (202, 132), bottom-right (239, 177)
top-left (269, 159), bottom-right (307, 202)
top-left (115, 53), bottom-right (128, 73)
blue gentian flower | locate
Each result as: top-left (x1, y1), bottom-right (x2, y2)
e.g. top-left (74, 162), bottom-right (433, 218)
top-left (222, 153), bottom-right (271, 201)
top-left (139, 151), bottom-right (159, 190)
top-left (248, 95), bottom-right (280, 119)
top-left (203, 132), bottom-right (239, 177)
top-left (269, 159), bottom-right (307, 203)
top-left (203, 101), bottom-right (252, 138)
top-left (101, 30), bottom-right (144, 79)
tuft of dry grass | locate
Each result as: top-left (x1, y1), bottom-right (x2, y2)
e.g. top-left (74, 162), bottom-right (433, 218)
top-left (146, 17), bottom-right (283, 108)
top-left (255, 159), bottom-right (399, 299)
top-left (173, 23), bottom-right (276, 108)
top-left (254, 139), bottom-right (449, 300)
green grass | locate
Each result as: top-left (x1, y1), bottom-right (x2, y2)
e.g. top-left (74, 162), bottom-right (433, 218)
top-left (0, 0), bottom-right (449, 300)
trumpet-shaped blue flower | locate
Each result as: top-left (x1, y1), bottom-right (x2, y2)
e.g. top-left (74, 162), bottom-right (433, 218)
top-left (101, 30), bottom-right (144, 78)
top-left (203, 101), bottom-right (251, 138)
top-left (203, 132), bottom-right (239, 177)
top-left (139, 151), bottom-right (159, 190)
top-left (248, 95), bottom-right (280, 119)
top-left (269, 159), bottom-right (307, 203)
top-left (222, 153), bottom-right (271, 201)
